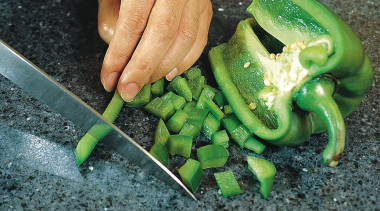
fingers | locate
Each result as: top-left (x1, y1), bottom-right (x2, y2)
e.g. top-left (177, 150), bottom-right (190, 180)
top-left (117, 0), bottom-right (188, 101)
top-left (150, 0), bottom-right (201, 82)
top-left (100, 0), bottom-right (155, 92)
top-left (176, 0), bottom-right (212, 74)
top-left (149, 0), bottom-right (213, 81)
top-left (97, 0), bottom-right (120, 44)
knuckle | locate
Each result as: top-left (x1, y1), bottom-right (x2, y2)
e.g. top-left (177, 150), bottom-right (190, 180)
top-left (121, 13), bottom-right (147, 36)
top-left (151, 15), bottom-right (177, 41)
top-left (178, 24), bottom-right (198, 44)
top-left (134, 59), bottom-right (153, 75)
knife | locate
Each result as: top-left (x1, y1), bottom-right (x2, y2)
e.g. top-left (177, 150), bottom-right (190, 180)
top-left (0, 39), bottom-right (196, 200)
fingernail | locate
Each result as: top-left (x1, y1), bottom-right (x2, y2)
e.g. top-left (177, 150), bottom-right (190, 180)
top-left (120, 83), bottom-right (139, 102)
top-left (102, 72), bottom-right (119, 92)
top-left (165, 67), bottom-right (179, 81)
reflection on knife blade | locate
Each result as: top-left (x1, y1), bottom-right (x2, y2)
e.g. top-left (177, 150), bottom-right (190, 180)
top-left (0, 39), bottom-right (196, 200)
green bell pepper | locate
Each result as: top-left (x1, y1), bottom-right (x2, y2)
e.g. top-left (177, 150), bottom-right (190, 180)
top-left (209, 0), bottom-right (373, 167)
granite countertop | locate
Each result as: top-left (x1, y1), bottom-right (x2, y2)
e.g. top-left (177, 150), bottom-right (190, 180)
top-left (0, 0), bottom-right (379, 210)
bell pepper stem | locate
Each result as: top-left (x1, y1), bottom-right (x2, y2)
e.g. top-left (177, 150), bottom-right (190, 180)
top-left (296, 77), bottom-right (345, 167)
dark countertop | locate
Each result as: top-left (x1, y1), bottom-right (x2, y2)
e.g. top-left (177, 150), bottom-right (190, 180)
top-left (0, 0), bottom-right (379, 210)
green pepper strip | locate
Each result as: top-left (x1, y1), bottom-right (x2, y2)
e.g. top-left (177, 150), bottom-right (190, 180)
top-left (75, 91), bottom-right (124, 166)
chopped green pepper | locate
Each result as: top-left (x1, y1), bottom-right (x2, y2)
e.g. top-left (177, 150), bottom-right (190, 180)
top-left (247, 156), bottom-right (276, 198)
top-left (149, 142), bottom-right (169, 167)
top-left (209, 0), bottom-right (374, 167)
top-left (167, 135), bottom-right (193, 158)
top-left (154, 119), bottom-right (171, 146)
top-left (214, 170), bottom-right (242, 197)
top-left (178, 158), bottom-right (204, 193)
top-left (168, 76), bottom-right (193, 102)
top-left (197, 145), bottom-right (229, 169)
top-left (211, 130), bottom-right (229, 148)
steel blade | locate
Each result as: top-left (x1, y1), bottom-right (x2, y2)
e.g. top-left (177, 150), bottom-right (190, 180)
top-left (0, 39), bottom-right (196, 200)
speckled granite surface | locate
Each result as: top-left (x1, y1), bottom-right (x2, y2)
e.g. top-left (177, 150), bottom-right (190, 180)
top-left (0, 0), bottom-right (379, 210)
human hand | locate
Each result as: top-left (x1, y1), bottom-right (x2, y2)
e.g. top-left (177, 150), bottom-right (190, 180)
top-left (98, 0), bottom-right (213, 102)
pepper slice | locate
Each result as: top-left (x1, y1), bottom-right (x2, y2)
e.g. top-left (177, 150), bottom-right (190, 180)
top-left (209, 0), bottom-right (374, 167)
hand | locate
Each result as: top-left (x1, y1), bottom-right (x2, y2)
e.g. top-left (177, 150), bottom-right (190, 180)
top-left (98, 0), bottom-right (213, 102)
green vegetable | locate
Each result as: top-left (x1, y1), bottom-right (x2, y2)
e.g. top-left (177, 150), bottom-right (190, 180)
top-left (75, 91), bottom-right (124, 166)
top-left (244, 137), bottom-right (266, 154)
top-left (166, 135), bottom-right (193, 158)
top-left (189, 75), bottom-right (206, 100)
top-left (211, 130), bottom-right (229, 148)
top-left (168, 76), bottom-right (192, 101)
top-left (230, 125), bottom-right (252, 149)
top-left (184, 67), bottom-right (202, 80)
top-left (161, 91), bottom-right (186, 110)
top-left (144, 97), bottom-right (175, 121)
top-left (179, 123), bottom-right (200, 138)
top-left (223, 105), bottom-right (234, 116)
top-left (247, 156), bottom-right (276, 199)
top-left (195, 87), bottom-right (216, 109)
top-left (183, 101), bottom-right (197, 113)
top-left (166, 109), bottom-right (188, 133)
top-left (209, 0), bottom-right (374, 166)
top-left (149, 142), bottom-right (169, 167)
top-left (197, 145), bottom-right (229, 169)
top-left (125, 84), bottom-right (151, 107)
top-left (151, 78), bottom-right (165, 97)
top-left (154, 119), bottom-right (171, 146)
top-left (205, 100), bottom-right (225, 121)
top-left (202, 113), bottom-right (220, 140)
top-left (186, 108), bottom-right (209, 130)
top-left (221, 115), bottom-right (241, 134)
top-left (178, 158), bottom-right (204, 193)
top-left (214, 170), bottom-right (242, 197)
top-left (214, 91), bottom-right (228, 107)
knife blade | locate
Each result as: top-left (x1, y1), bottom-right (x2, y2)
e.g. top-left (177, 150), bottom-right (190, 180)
top-left (0, 39), bottom-right (196, 200)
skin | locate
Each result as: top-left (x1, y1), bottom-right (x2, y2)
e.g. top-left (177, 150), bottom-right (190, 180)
top-left (98, 0), bottom-right (213, 102)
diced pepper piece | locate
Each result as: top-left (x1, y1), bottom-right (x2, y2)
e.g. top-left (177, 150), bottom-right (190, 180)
top-left (205, 100), bottom-right (225, 121)
top-left (179, 123), bottom-right (200, 138)
top-left (187, 108), bottom-right (209, 130)
top-left (189, 75), bottom-right (206, 100)
top-left (125, 84), bottom-right (151, 107)
top-left (230, 125), bottom-right (252, 149)
top-left (247, 156), bottom-right (276, 199)
top-left (214, 170), bottom-right (242, 197)
top-left (167, 135), bottom-right (193, 158)
top-left (211, 130), bottom-right (229, 148)
top-left (196, 87), bottom-right (216, 109)
top-left (244, 137), bottom-right (266, 154)
top-left (223, 105), bottom-right (234, 116)
top-left (167, 76), bottom-right (192, 101)
top-left (214, 91), bottom-right (228, 107)
top-left (197, 145), bottom-right (229, 169)
top-left (151, 78), bottom-right (165, 97)
top-left (166, 109), bottom-right (188, 133)
top-left (144, 97), bottom-right (175, 121)
top-left (202, 113), bottom-right (220, 140)
top-left (184, 67), bottom-right (202, 80)
top-left (161, 91), bottom-right (186, 110)
top-left (202, 84), bottom-right (220, 94)
top-left (178, 158), bottom-right (204, 193)
top-left (154, 119), bottom-right (170, 146)
top-left (183, 101), bottom-right (197, 113)
top-left (149, 142), bottom-right (169, 167)
top-left (221, 115), bottom-right (241, 132)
